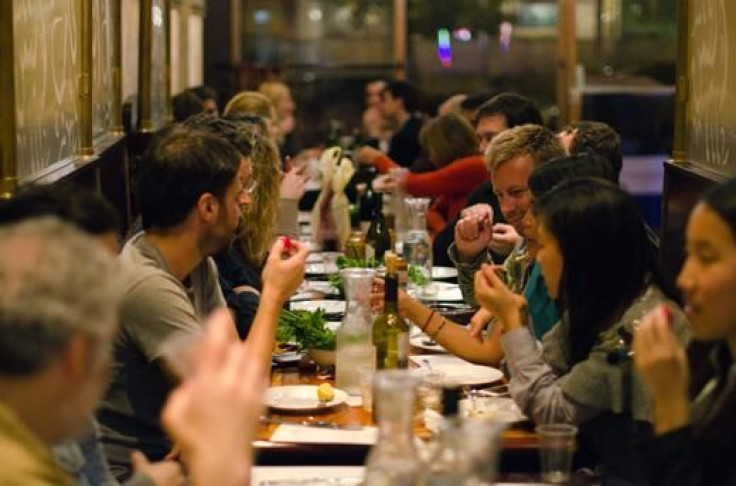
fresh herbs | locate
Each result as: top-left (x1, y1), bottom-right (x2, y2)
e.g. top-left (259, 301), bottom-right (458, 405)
top-left (327, 255), bottom-right (429, 289)
top-left (407, 265), bottom-right (429, 286)
top-left (277, 309), bottom-right (336, 351)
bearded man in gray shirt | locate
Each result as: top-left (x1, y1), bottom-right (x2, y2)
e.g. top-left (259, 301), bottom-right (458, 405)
top-left (98, 125), bottom-right (307, 479)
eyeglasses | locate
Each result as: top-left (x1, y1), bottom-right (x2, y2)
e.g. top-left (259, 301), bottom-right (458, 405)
top-left (243, 178), bottom-right (258, 196)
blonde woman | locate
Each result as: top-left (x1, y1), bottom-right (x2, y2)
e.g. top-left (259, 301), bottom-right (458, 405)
top-left (258, 80), bottom-right (297, 156)
top-left (213, 122), bottom-right (300, 338)
top-left (224, 91), bottom-right (280, 143)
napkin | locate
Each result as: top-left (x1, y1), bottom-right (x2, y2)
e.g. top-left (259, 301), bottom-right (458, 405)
top-left (252, 466), bottom-right (364, 485)
top-left (269, 424), bottom-right (378, 445)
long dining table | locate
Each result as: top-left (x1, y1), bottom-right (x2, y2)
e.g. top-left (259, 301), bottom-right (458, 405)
top-left (253, 208), bottom-right (551, 481)
top-left (256, 356), bottom-right (541, 474)
top-left (255, 244), bottom-right (542, 476)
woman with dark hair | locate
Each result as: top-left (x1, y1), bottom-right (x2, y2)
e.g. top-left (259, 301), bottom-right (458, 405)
top-left (633, 178), bottom-right (736, 486)
top-left (475, 178), bottom-right (690, 482)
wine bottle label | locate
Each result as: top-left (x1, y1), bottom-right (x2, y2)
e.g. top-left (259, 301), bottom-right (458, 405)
top-left (397, 332), bottom-right (409, 368)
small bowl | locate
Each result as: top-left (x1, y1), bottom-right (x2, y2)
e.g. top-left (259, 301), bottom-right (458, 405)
top-left (308, 348), bottom-right (336, 367)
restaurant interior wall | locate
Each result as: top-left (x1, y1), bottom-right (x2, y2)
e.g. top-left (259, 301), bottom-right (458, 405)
top-left (214, 0), bottom-right (678, 149)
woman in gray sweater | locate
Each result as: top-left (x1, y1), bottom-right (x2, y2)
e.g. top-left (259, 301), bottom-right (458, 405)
top-left (475, 178), bottom-right (690, 483)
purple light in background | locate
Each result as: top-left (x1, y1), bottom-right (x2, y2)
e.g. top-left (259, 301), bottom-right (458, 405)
top-left (499, 21), bottom-right (513, 52)
top-left (437, 29), bottom-right (452, 67)
top-left (453, 27), bottom-right (472, 42)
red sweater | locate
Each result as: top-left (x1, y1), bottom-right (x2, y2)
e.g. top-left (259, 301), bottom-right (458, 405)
top-left (374, 154), bottom-right (488, 236)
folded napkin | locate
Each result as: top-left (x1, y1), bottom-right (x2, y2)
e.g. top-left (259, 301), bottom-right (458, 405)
top-left (252, 466), bottom-right (364, 485)
top-left (269, 424), bottom-right (377, 445)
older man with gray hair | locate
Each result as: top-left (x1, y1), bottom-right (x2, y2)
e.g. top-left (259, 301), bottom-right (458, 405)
top-left (0, 219), bottom-right (122, 484)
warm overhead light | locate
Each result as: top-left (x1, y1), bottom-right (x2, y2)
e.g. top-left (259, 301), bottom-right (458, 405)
top-left (253, 9), bottom-right (271, 25)
top-left (308, 7), bottom-right (323, 22)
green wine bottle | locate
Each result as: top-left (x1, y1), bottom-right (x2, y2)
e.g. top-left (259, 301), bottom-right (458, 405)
top-left (373, 252), bottom-right (409, 369)
top-left (366, 192), bottom-right (391, 262)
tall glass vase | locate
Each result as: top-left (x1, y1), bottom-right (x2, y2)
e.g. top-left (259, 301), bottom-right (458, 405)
top-left (403, 197), bottom-right (433, 298)
top-left (335, 268), bottom-right (377, 395)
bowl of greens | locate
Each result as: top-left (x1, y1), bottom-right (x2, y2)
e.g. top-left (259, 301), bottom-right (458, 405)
top-left (277, 308), bottom-right (336, 365)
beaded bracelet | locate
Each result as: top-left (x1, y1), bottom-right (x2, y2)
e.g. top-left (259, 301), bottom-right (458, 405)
top-left (430, 318), bottom-right (448, 339)
top-left (420, 310), bottom-right (436, 332)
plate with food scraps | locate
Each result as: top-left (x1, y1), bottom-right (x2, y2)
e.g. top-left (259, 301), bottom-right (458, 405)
top-left (411, 355), bottom-right (503, 386)
top-left (264, 385), bottom-right (348, 412)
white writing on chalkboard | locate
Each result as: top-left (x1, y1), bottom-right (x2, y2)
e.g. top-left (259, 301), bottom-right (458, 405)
top-left (93, 0), bottom-right (114, 137)
top-left (14, 0), bottom-right (81, 178)
top-left (688, 0), bottom-right (736, 176)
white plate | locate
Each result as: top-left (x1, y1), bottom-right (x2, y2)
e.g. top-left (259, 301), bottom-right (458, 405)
top-left (298, 212), bottom-right (312, 224)
top-left (264, 385), bottom-right (348, 411)
top-left (409, 333), bottom-right (448, 353)
top-left (302, 281), bottom-right (339, 294)
top-left (432, 266), bottom-right (458, 280)
top-left (272, 351), bottom-right (304, 364)
top-left (411, 355), bottom-right (503, 386)
top-left (409, 282), bottom-right (464, 302)
top-left (306, 253), bottom-right (323, 264)
top-left (305, 263), bottom-right (326, 275)
top-left (459, 396), bottom-right (526, 423)
top-left (290, 300), bottom-right (345, 315)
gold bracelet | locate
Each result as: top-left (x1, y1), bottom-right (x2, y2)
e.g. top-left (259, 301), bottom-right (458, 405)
top-left (430, 318), bottom-right (447, 339)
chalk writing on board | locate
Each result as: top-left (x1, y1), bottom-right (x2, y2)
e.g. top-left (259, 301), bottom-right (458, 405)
top-left (688, 0), bottom-right (736, 175)
top-left (14, 0), bottom-right (80, 178)
top-left (93, 0), bottom-right (114, 137)
top-left (150, 0), bottom-right (168, 129)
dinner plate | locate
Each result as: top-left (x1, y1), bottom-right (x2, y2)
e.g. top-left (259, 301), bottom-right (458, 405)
top-left (432, 266), bottom-right (458, 280)
top-left (298, 212), bottom-right (312, 224)
top-left (409, 333), bottom-right (448, 353)
top-left (272, 351), bottom-right (304, 364)
top-left (409, 282), bottom-right (464, 302)
top-left (305, 263), bottom-right (326, 275)
top-left (306, 253), bottom-right (323, 264)
top-left (302, 281), bottom-right (339, 295)
top-left (264, 385), bottom-right (348, 412)
top-left (412, 355), bottom-right (503, 386)
top-left (290, 300), bottom-right (345, 315)
top-left (459, 396), bottom-right (526, 423)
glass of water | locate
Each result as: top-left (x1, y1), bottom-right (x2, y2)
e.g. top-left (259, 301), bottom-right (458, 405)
top-left (535, 423), bottom-right (578, 483)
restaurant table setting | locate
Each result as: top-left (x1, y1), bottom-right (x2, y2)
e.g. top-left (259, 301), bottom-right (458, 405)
top-left (258, 177), bottom-right (572, 483)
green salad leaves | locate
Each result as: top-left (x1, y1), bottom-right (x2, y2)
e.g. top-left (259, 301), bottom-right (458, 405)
top-left (277, 308), bottom-right (336, 351)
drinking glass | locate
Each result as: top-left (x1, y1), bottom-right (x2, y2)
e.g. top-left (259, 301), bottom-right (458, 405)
top-left (536, 423), bottom-right (578, 483)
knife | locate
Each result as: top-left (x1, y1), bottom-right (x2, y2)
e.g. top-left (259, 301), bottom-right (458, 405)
top-left (261, 416), bottom-right (364, 431)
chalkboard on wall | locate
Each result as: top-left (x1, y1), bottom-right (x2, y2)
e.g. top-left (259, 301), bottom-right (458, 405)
top-left (13, 0), bottom-right (81, 179)
top-left (150, 0), bottom-right (168, 129)
top-left (686, 0), bottom-right (736, 176)
top-left (93, 0), bottom-right (114, 138)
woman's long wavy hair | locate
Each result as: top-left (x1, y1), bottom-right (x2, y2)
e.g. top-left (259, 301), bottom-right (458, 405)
top-left (533, 178), bottom-right (663, 366)
top-left (232, 122), bottom-right (282, 267)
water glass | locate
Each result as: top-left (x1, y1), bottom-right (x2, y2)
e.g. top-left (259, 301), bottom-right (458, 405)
top-left (416, 370), bottom-right (445, 414)
top-left (536, 423), bottom-right (578, 483)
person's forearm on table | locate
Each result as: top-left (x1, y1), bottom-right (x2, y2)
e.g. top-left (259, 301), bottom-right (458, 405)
top-left (403, 297), bottom-right (503, 366)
